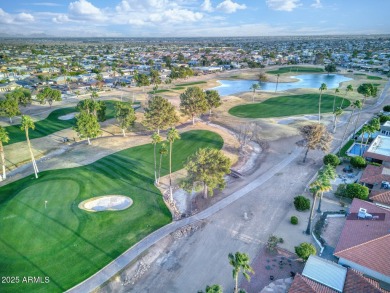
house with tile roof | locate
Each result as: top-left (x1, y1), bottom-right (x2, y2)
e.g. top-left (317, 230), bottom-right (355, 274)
top-left (334, 199), bottom-right (390, 284)
top-left (288, 255), bottom-right (388, 293)
top-left (359, 164), bottom-right (390, 207)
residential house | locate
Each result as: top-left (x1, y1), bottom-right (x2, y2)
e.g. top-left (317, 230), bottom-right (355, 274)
top-left (334, 199), bottom-right (390, 284)
top-left (380, 122), bottom-right (390, 137)
top-left (289, 255), bottom-right (388, 292)
top-left (364, 135), bottom-right (390, 164)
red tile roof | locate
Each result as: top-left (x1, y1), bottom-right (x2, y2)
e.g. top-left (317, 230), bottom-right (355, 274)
top-left (364, 151), bottom-right (390, 163)
top-left (334, 199), bottom-right (390, 278)
top-left (288, 274), bottom-right (337, 293)
top-left (344, 269), bottom-right (387, 293)
top-left (370, 190), bottom-right (390, 206)
top-left (360, 165), bottom-right (390, 185)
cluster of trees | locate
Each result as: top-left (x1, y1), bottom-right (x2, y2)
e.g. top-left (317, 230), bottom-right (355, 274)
top-left (180, 87), bottom-right (222, 124)
top-left (74, 98), bottom-right (136, 145)
top-left (335, 183), bottom-right (369, 200)
top-left (169, 66), bottom-right (194, 79)
top-left (0, 88), bottom-right (33, 123)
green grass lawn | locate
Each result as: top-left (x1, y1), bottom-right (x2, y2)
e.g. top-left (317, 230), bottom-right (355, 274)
top-left (5, 101), bottom-right (117, 145)
top-left (0, 130), bottom-right (223, 293)
top-left (147, 89), bottom-right (171, 94)
top-left (354, 73), bottom-right (366, 76)
top-left (228, 94), bottom-right (350, 118)
top-left (367, 75), bottom-right (383, 80)
top-left (339, 139), bottom-right (354, 157)
top-left (171, 86), bottom-right (185, 90)
top-left (266, 66), bottom-right (324, 75)
top-left (175, 81), bottom-right (207, 87)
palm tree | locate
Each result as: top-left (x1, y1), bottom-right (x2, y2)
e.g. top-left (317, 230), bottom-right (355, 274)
top-left (151, 132), bottom-right (162, 184)
top-left (316, 165), bottom-right (335, 213)
top-left (228, 252), bottom-right (254, 293)
top-left (167, 128), bottom-right (180, 201)
top-left (275, 73), bottom-right (280, 92)
top-left (157, 143), bottom-right (168, 185)
top-left (340, 85), bottom-right (353, 108)
top-left (333, 88), bottom-right (340, 112)
top-left (318, 83), bottom-right (327, 123)
top-left (333, 107), bottom-right (343, 133)
top-left (338, 100), bottom-right (362, 156)
top-left (249, 83), bottom-right (260, 102)
top-left (0, 126), bottom-right (10, 181)
top-left (305, 180), bottom-right (321, 235)
top-left (359, 124), bottom-right (370, 155)
top-left (352, 99), bottom-right (364, 137)
top-left (21, 115), bottom-right (39, 179)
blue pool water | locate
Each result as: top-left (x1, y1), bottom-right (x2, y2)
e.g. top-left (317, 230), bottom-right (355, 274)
top-left (211, 74), bottom-right (352, 96)
top-left (347, 143), bottom-right (369, 156)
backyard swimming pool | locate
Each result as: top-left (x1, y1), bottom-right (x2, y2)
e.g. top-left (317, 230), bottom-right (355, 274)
top-left (211, 74), bottom-right (352, 96)
top-left (347, 143), bottom-right (369, 156)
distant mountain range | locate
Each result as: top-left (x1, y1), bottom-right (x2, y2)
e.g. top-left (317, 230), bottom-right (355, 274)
top-left (0, 32), bottom-right (54, 38)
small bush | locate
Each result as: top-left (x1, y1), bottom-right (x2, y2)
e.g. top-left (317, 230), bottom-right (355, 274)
top-left (267, 235), bottom-right (284, 253)
top-left (290, 216), bottom-right (298, 225)
top-left (295, 242), bottom-right (316, 261)
top-left (335, 183), bottom-right (369, 200)
top-left (323, 154), bottom-right (340, 167)
top-left (294, 195), bottom-right (310, 211)
top-left (383, 105), bottom-right (390, 112)
top-left (350, 156), bottom-right (367, 168)
top-left (379, 115), bottom-right (390, 124)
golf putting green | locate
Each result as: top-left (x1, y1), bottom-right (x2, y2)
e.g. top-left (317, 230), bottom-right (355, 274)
top-left (0, 129), bottom-right (223, 293)
top-left (228, 94), bottom-right (350, 118)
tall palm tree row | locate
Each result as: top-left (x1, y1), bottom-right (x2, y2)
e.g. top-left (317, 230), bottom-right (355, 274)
top-left (21, 115), bottom-right (39, 179)
top-left (0, 126), bottom-right (10, 181)
top-left (338, 100), bottom-right (362, 156)
top-left (151, 132), bottom-right (162, 184)
top-left (318, 83), bottom-right (327, 123)
top-left (167, 128), bottom-right (180, 202)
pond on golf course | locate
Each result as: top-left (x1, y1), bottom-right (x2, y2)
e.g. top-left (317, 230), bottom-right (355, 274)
top-left (211, 74), bottom-right (352, 96)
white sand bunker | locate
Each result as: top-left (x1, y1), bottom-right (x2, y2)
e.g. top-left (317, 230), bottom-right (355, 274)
top-left (58, 112), bottom-right (76, 120)
top-left (78, 195), bottom-right (133, 212)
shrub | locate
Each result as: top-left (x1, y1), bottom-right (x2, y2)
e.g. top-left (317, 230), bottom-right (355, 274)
top-left (383, 105), bottom-right (390, 112)
top-left (323, 154), bottom-right (340, 167)
top-left (267, 235), bottom-right (284, 253)
top-left (335, 183), bottom-right (369, 200)
top-left (350, 156), bottom-right (367, 168)
top-left (295, 242), bottom-right (316, 261)
top-left (290, 216), bottom-right (298, 225)
top-left (379, 115), bottom-right (390, 124)
top-left (294, 195), bottom-right (310, 211)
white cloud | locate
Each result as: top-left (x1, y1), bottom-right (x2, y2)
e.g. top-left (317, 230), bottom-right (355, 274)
top-left (216, 0), bottom-right (246, 13)
top-left (201, 0), bottom-right (214, 12)
top-left (149, 8), bottom-right (203, 23)
top-left (52, 14), bottom-right (70, 23)
top-left (116, 0), bottom-right (176, 12)
top-left (0, 9), bottom-right (34, 24)
top-left (266, 0), bottom-right (301, 12)
top-left (311, 0), bottom-right (322, 9)
top-left (68, 0), bottom-right (104, 20)
top-left (15, 13), bottom-right (35, 22)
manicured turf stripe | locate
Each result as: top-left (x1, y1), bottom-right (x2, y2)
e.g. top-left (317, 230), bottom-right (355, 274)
top-left (0, 130), bottom-right (223, 293)
top-left (5, 100), bottom-right (117, 145)
top-left (228, 94), bottom-right (350, 118)
top-left (266, 66), bottom-right (324, 75)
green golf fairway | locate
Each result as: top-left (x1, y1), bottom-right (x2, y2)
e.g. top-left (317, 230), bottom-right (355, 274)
top-left (0, 130), bottom-right (223, 293)
top-left (228, 94), bottom-right (350, 118)
top-left (4, 100), bottom-right (118, 145)
top-left (266, 66), bottom-right (324, 75)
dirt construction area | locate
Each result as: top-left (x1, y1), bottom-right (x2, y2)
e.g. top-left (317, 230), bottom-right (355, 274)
top-left (2, 69), bottom-right (389, 293)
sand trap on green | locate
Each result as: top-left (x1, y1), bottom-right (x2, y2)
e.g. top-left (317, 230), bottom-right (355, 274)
top-left (79, 195), bottom-right (133, 212)
top-left (58, 112), bottom-right (77, 120)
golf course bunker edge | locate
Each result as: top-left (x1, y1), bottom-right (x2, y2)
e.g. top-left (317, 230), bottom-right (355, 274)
top-left (79, 195), bottom-right (133, 212)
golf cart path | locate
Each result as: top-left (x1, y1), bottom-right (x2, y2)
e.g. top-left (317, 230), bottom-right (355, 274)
top-left (66, 146), bottom-right (302, 293)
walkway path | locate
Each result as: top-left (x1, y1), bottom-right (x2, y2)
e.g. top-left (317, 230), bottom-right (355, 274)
top-left (66, 146), bottom-right (302, 292)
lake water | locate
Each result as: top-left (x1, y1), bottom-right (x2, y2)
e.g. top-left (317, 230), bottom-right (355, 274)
top-left (211, 74), bottom-right (352, 96)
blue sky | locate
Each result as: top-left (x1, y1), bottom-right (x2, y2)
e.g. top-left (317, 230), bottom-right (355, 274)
top-left (0, 0), bottom-right (389, 37)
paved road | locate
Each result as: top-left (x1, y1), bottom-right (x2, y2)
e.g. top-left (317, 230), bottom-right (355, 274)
top-left (66, 146), bottom-right (303, 293)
